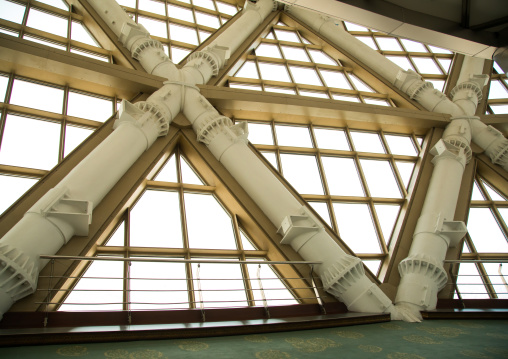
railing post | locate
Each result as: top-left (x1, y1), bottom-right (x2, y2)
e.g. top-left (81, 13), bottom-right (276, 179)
top-left (310, 265), bottom-right (326, 315)
top-left (196, 263), bottom-right (205, 322)
top-left (257, 264), bottom-right (270, 319)
top-left (43, 258), bottom-right (55, 327)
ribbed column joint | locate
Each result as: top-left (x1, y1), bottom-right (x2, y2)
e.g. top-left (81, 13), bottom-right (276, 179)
top-left (398, 253), bottom-right (448, 292)
top-left (0, 244), bottom-right (38, 302)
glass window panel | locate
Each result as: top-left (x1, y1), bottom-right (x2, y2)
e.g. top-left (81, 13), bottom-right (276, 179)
top-left (289, 66), bottom-right (322, 86)
top-left (117, 0), bottom-right (136, 6)
top-left (279, 154), bottom-right (323, 194)
top-left (167, 4), bottom-right (194, 22)
top-left (437, 58), bottom-right (452, 73)
top-left (59, 260), bottom-right (124, 311)
top-left (428, 45), bottom-right (452, 54)
top-left (395, 161), bottom-right (415, 188)
top-left (246, 262), bottom-right (297, 306)
top-left (308, 202), bottom-right (332, 226)
top-left (321, 157), bottom-right (364, 196)
top-left (192, 261), bottom-right (247, 308)
top-left (375, 37), bottom-right (402, 51)
top-left (216, 1), bottom-right (237, 15)
top-left (264, 86), bottom-right (296, 95)
top-left (180, 157), bottom-right (204, 185)
top-left (39, 0), bottom-right (68, 10)
top-left (105, 222), bottom-right (124, 246)
top-left (332, 93), bottom-right (360, 102)
top-left (363, 98), bottom-right (390, 106)
top-left (71, 21), bottom-right (99, 46)
top-left (308, 50), bottom-right (336, 65)
top-left (23, 35), bottom-right (66, 50)
top-left (374, 204), bottom-right (400, 241)
top-left (169, 24), bottom-right (198, 44)
top-left (364, 260), bottom-right (381, 275)
top-left (138, 16), bottom-right (167, 38)
top-left (350, 131), bottom-right (385, 153)
top-left (333, 203), bottom-right (381, 253)
top-left (130, 260), bottom-right (189, 309)
top-left (185, 193), bottom-right (237, 249)
top-left (192, 0), bottom-right (215, 10)
top-left (275, 125), bottom-right (312, 147)
top-left (494, 61), bottom-right (504, 74)
top-left (412, 57), bottom-right (442, 74)
top-left (385, 134), bottom-right (417, 156)
top-left (428, 79), bottom-right (445, 91)
top-left (67, 92), bottom-right (113, 122)
top-left (386, 56), bottom-right (415, 71)
top-left (240, 230), bottom-right (256, 250)
top-left (0, 27), bottom-right (19, 36)
top-left (0, 74), bottom-right (9, 102)
top-left (488, 80), bottom-right (508, 99)
top-left (139, 0), bottom-right (166, 14)
top-left (0, 174), bottom-right (37, 215)
top-left (344, 21), bottom-right (369, 32)
top-left (195, 11), bottom-right (220, 28)
top-left (27, 8), bottom-right (68, 37)
top-left (490, 104), bottom-right (508, 114)
top-left (235, 61), bottom-right (259, 79)
top-left (471, 181), bottom-right (485, 200)
top-left (10, 78), bottom-right (64, 113)
top-left (264, 31), bottom-right (275, 40)
top-left (255, 43), bottom-right (282, 58)
top-left (483, 263), bottom-right (508, 298)
top-left (154, 154), bottom-right (177, 182)
top-left (274, 29), bottom-right (300, 43)
top-left (229, 83), bottom-right (262, 91)
top-left (130, 190), bottom-right (183, 247)
top-left (349, 74), bottom-right (374, 92)
top-left (456, 263), bottom-right (489, 299)
top-left (0, 115), bottom-right (60, 170)
top-left (482, 181), bottom-right (506, 200)
top-left (171, 46), bottom-right (190, 63)
top-left (298, 90), bottom-right (328, 98)
top-left (0, 0), bottom-right (26, 23)
top-left (258, 62), bottom-right (291, 82)
top-left (400, 39), bottom-right (427, 52)
top-left (467, 208), bottom-right (508, 253)
top-left (319, 70), bottom-right (351, 89)
top-left (314, 128), bottom-right (350, 150)
top-left (280, 46), bottom-right (310, 62)
top-left (198, 30), bottom-right (211, 42)
top-left (356, 36), bottom-right (377, 50)
top-left (70, 48), bottom-right (109, 62)
top-left (360, 159), bottom-right (401, 198)
top-left (64, 125), bottom-right (93, 157)
top-left (248, 122), bottom-right (273, 145)
top-left (261, 151), bottom-right (278, 169)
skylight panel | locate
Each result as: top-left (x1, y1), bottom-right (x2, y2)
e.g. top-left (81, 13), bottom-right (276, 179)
top-left (116, 0), bottom-right (136, 7)
top-left (185, 193), bottom-right (237, 249)
top-left (169, 23), bottom-right (198, 45)
top-left (0, 0), bottom-right (26, 24)
top-left (192, 0), bottom-right (215, 11)
top-left (280, 46), bottom-right (310, 62)
top-left (0, 74), bottom-right (8, 102)
top-left (71, 21), bottom-right (100, 47)
top-left (344, 21), bottom-right (369, 32)
top-left (181, 156), bottom-right (204, 185)
top-left (0, 114), bottom-right (60, 170)
top-left (488, 80), bottom-right (508, 99)
top-left (170, 47), bottom-right (191, 63)
top-left (333, 203), bottom-right (381, 253)
top-left (470, 181), bottom-right (485, 200)
top-left (298, 90), bottom-right (328, 98)
top-left (139, 0), bottom-right (166, 14)
top-left (456, 263), bottom-right (489, 299)
top-left (255, 43), bottom-right (282, 58)
top-left (364, 97), bottom-right (390, 106)
top-left (67, 91), bottom-right (113, 122)
top-left (374, 204), bottom-right (400, 240)
top-left (274, 29), bottom-right (300, 43)
top-left (411, 57), bottom-right (442, 74)
top-left (275, 125), bottom-right (313, 147)
top-left (395, 161), bottom-right (415, 188)
top-left (258, 62), bottom-right (291, 82)
top-left (314, 128), bottom-right (350, 151)
top-left (229, 83), bottom-right (262, 91)
top-left (0, 174), bottom-right (37, 215)
top-left (105, 222), bottom-right (124, 246)
top-left (23, 35), bottom-right (66, 50)
top-left (363, 260), bottom-right (381, 275)
top-left (154, 154), bottom-right (177, 182)
top-left (280, 154), bottom-right (323, 194)
top-left (428, 45), bottom-right (452, 54)
top-left (384, 135), bottom-right (417, 156)
top-left (247, 122), bottom-right (273, 145)
top-left (494, 61), bottom-right (504, 74)
top-left (482, 181), bottom-right (506, 201)
top-left (319, 69), bottom-right (351, 89)
top-left (239, 230), bottom-right (256, 250)
top-left (264, 31), bottom-right (275, 40)
top-left (167, 4), bottom-right (194, 22)
top-left (350, 131), bottom-right (385, 153)
top-left (385, 56), bottom-right (415, 71)
top-left (264, 86), bottom-right (296, 95)
top-left (332, 93), bottom-right (360, 102)
top-left (490, 104), bottom-right (508, 114)
top-left (308, 202), bottom-right (332, 226)
top-left (27, 8), bottom-right (68, 37)
top-left (375, 37), bottom-right (402, 51)
top-left (38, 0), bottom-right (68, 10)
top-left (11, 78), bottom-right (64, 113)
top-left (235, 61), bottom-right (259, 79)
top-left (360, 159), bottom-right (401, 198)
top-left (437, 58), bottom-right (452, 73)
top-left (400, 39), bottom-right (427, 52)
top-left (321, 157), bottom-right (364, 196)
top-left (289, 66), bottom-right (323, 86)
top-left (467, 208), bottom-right (508, 252)
top-left (138, 16), bottom-right (167, 38)
top-left (70, 48), bottom-right (109, 62)
top-left (195, 11), bottom-right (220, 28)
top-left (349, 74), bottom-right (374, 92)
top-left (261, 151), bottom-right (278, 169)
top-left (64, 125), bottom-right (93, 157)
top-left (216, 1), bottom-right (237, 15)
top-left (427, 79), bottom-right (445, 91)
top-left (308, 49), bottom-right (336, 65)
top-left (355, 36), bottom-right (377, 50)
top-left (198, 30), bottom-right (211, 42)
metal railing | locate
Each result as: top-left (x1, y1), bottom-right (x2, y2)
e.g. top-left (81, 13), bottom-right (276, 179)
top-left (37, 255), bottom-right (325, 325)
top-left (444, 259), bottom-right (508, 306)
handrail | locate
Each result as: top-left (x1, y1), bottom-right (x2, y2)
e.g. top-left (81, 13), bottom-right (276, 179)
top-left (444, 259), bottom-right (508, 263)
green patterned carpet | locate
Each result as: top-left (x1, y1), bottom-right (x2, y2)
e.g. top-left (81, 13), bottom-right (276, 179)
top-left (1, 319), bottom-right (507, 358)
